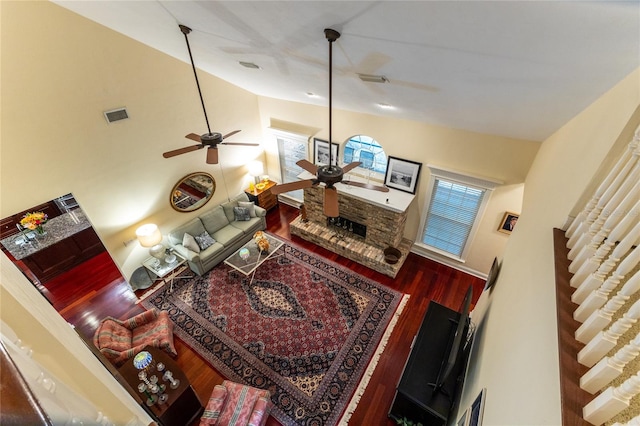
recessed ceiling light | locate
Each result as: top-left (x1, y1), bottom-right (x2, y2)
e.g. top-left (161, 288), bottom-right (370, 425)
top-left (358, 73), bottom-right (389, 83)
top-left (377, 103), bottom-right (395, 110)
top-left (239, 61), bottom-right (261, 69)
top-left (306, 92), bottom-right (321, 98)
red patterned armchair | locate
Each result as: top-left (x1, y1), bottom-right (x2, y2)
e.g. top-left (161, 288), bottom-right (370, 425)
top-left (199, 380), bottom-right (273, 426)
top-left (93, 309), bottom-right (176, 366)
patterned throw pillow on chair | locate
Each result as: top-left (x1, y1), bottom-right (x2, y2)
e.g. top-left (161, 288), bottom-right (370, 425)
top-left (194, 231), bottom-right (216, 250)
top-left (233, 206), bottom-right (251, 221)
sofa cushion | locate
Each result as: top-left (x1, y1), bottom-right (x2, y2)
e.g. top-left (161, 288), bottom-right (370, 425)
top-left (195, 231), bottom-right (216, 250)
top-left (230, 217), bottom-right (264, 234)
top-left (211, 225), bottom-right (245, 247)
top-left (200, 206), bottom-right (230, 234)
top-left (238, 201), bottom-right (257, 217)
top-left (168, 218), bottom-right (206, 246)
top-left (221, 200), bottom-right (239, 223)
top-left (183, 233), bottom-right (201, 253)
top-left (233, 206), bottom-right (251, 221)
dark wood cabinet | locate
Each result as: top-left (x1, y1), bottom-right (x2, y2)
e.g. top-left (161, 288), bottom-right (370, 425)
top-left (389, 301), bottom-right (472, 426)
top-left (118, 347), bottom-right (203, 426)
top-left (20, 227), bottom-right (104, 283)
top-left (245, 180), bottom-right (278, 211)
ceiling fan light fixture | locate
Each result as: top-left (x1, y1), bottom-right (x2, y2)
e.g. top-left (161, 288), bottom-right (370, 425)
top-left (377, 103), bottom-right (395, 110)
top-left (239, 61), bottom-right (261, 69)
top-left (358, 73), bottom-right (389, 84)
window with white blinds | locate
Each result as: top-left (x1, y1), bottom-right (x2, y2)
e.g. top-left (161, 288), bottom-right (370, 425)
top-left (275, 131), bottom-right (309, 203)
top-left (417, 165), bottom-right (501, 261)
top-left (422, 179), bottom-right (485, 257)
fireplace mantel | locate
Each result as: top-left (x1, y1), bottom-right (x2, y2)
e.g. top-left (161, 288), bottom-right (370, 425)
top-left (297, 171), bottom-right (415, 212)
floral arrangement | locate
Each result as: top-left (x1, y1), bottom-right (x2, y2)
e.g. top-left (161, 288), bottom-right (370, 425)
top-left (20, 211), bottom-right (48, 233)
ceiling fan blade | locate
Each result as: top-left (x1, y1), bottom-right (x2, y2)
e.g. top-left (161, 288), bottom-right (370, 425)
top-left (324, 187), bottom-right (339, 217)
top-left (342, 181), bottom-right (390, 192)
top-left (163, 144), bottom-right (202, 158)
top-left (296, 159), bottom-right (318, 175)
top-left (222, 130), bottom-right (241, 139)
top-left (206, 147), bottom-right (219, 164)
top-left (186, 133), bottom-right (202, 143)
top-left (270, 180), bottom-right (315, 194)
top-left (342, 161), bottom-right (362, 173)
top-left (220, 142), bottom-right (260, 146)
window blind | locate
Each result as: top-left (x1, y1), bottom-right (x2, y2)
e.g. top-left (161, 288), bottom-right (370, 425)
top-left (422, 179), bottom-right (485, 257)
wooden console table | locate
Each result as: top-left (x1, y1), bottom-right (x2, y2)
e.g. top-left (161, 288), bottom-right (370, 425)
top-left (117, 347), bottom-right (202, 426)
top-left (245, 179), bottom-right (278, 210)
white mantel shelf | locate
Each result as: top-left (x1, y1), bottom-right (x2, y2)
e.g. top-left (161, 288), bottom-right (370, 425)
top-left (296, 171), bottom-right (416, 213)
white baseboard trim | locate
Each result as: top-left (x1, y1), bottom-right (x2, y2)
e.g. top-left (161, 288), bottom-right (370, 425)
top-left (410, 244), bottom-right (488, 280)
top-left (277, 195), bottom-right (302, 208)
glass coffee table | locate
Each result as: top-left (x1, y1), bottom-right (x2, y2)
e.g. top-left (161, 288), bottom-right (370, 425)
top-left (224, 234), bottom-right (284, 282)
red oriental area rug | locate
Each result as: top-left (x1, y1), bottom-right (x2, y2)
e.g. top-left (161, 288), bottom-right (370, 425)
top-left (142, 236), bottom-right (407, 426)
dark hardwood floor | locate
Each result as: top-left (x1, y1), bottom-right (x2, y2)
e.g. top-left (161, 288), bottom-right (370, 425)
top-left (41, 203), bottom-right (486, 426)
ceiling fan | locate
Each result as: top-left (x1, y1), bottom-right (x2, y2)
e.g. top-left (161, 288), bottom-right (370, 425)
top-left (270, 28), bottom-right (388, 217)
top-left (162, 24), bottom-right (259, 165)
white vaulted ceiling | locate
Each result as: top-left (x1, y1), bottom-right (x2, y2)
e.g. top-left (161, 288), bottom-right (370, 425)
top-left (53, 1), bottom-right (640, 142)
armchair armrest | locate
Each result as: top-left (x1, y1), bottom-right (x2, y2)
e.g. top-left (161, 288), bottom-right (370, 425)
top-left (122, 308), bottom-right (160, 330)
top-left (173, 244), bottom-right (200, 262)
top-left (254, 205), bottom-right (267, 218)
top-left (200, 385), bottom-right (228, 425)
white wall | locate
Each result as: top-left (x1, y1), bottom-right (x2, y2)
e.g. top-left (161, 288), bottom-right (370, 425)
top-left (461, 68), bottom-right (640, 425)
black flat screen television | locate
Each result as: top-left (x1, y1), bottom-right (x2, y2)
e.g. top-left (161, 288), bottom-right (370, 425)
top-left (431, 285), bottom-right (473, 395)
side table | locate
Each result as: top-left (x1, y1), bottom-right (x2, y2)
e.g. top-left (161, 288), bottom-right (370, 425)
top-left (245, 179), bottom-right (278, 210)
top-left (142, 252), bottom-right (193, 292)
top-left (118, 346), bottom-right (203, 426)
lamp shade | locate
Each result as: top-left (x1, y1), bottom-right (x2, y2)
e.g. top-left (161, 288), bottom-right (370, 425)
top-left (248, 161), bottom-right (264, 177)
top-left (136, 224), bottom-right (162, 248)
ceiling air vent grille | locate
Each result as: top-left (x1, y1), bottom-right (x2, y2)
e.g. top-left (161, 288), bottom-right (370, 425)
top-left (103, 107), bottom-right (129, 123)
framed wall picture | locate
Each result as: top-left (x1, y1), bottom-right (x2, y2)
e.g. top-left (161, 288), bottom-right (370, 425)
top-left (313, 138), bottom-right (339, 166)
top-left (498, 212), bottom-right (519, 234)
top-left (484, 257), bottom-right (501, 292)
top-left (468, 388), bottom-right (487, 426)
top-left (384, 156), bottom-right (422, 194)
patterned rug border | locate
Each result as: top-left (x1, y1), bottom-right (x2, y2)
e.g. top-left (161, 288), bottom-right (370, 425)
top-left (337, 293), bottom-right (409, 425)
top-left (141, 234), bottom-right (407, 425)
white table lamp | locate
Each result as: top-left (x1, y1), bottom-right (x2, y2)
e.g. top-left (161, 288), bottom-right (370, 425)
top-left (136, 223), bottom-right (165, 259)
top-left (248, 161), bottom-right (264, 184)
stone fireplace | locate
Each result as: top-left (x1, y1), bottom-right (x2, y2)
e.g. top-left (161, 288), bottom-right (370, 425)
top-left (290, 175), bottom-right (415, 277)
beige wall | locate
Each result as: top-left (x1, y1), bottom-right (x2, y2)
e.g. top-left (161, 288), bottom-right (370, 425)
top-left (8, 2), bottom-right (632, 424)
top-left (1, 1), bottom-right (264, 279)
top-left (257, 97), bottom-right (538, 274)
top-left (462, 68), bottom-right (640, 425)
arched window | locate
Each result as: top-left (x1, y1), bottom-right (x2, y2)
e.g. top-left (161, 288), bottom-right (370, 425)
top-left (343, 135), bottom-right (387, 176)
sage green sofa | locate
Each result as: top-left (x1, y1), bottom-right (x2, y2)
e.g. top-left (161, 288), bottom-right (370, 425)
top-left (166, 193), bottom-right (267, 275)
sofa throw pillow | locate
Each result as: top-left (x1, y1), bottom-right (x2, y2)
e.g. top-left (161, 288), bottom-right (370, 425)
top-left (194, 231), bottom-right (216, 250)
top-left (182, 232), bottom-right (201, 253)
top-left (238, 201), bottom-right (257, 217)
top-left (233, 206), bottom-right (251, 221)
